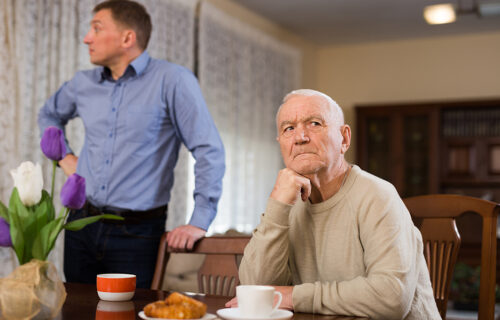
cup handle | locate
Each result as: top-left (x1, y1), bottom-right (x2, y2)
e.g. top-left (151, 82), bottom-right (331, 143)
top-left (272, 291), bottom-right (283, 313)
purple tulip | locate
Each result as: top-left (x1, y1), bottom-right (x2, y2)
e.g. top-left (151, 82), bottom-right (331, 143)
top-left (0, 217), bottom-right (12, 247)
top-left (40, 126), bottom-right (67, 161)
top-left (61, 174), bottom-right (86, 209)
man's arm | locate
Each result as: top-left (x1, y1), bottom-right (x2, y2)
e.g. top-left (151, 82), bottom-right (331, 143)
top-left (38, 79), bottom-right (79, 161)
top-left (166, 225), bottom-right (206, 251)
top-left (166, 70), bottom-right (225, 249)
top-left (236, 168), bottom-right (311, 309)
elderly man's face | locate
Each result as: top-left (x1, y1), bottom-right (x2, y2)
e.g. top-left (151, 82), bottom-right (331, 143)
top-left (276, 95), bottom-right (348, 176)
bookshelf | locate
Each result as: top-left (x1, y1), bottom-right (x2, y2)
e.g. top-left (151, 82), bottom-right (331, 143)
top-left (356, 99), bottom-right (500, 200)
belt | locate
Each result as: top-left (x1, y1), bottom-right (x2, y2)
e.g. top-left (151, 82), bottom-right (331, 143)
top-left (83, 202), bottom-right (167, 224)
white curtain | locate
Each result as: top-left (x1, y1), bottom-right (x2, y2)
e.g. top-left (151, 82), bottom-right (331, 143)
top-left (0, 0), bottom-right (197, 277)
top-left (198, 2), bottom-right (302, 234)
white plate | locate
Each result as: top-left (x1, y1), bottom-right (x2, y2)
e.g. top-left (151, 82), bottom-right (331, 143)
top-left (217, 308), bottom-right (293, 320)
top-left (138, 311), bottom-right (216, 320)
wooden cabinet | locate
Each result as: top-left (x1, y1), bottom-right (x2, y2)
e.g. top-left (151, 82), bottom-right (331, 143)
top-left (356, 99), bottom-right (500, 201)
top-left (356, 105), bottom-right (439, 198)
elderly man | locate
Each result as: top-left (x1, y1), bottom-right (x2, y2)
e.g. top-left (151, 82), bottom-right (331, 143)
top-left (231, 89), bottom-right (440, 319)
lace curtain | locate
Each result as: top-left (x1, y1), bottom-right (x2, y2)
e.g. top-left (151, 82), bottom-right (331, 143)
top-left (198, 2), bottom-right (301, 234)
top-left (0, 0), bottom-right (197, 277)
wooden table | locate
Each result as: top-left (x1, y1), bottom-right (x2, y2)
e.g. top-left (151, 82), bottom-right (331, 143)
top-left (60, 283), bottom-right (368, 320)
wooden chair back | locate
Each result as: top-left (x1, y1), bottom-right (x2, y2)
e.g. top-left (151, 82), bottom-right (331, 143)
top-left (403, 194), bottom-right (499, 320)
top-left (151, 233), bottom-right (250, 297)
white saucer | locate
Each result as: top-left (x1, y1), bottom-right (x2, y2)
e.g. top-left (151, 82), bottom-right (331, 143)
top-left (138, 311), bottom-right (216, 320)
top-left (217, 308), bottom-right (293, 320)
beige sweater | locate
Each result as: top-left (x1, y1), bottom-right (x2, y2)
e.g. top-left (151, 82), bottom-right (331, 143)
top-left (239, 165), bottom-right (441, 320)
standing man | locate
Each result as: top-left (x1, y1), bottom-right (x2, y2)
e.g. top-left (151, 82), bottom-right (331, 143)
top-left (229, 89), bottom-right (440, 319)
top-left (38, 0), bottom-right (225, 288)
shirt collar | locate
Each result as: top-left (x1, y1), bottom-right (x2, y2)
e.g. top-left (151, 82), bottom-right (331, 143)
top-left (99, 51), bottom-right (150, 82)
top-left (130, 51), bottom-right (150, 76)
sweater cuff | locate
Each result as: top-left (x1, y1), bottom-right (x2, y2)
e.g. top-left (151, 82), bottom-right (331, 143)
top-left (264, 198), bottom-right (293, 226)
top-left (292, 283), bottom-right (315, 313)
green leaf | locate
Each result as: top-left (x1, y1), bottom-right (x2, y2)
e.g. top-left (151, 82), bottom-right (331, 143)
top-left (33, 196), bottom-right (49, 231)
top-left (46, 217), bottom-right (66, 254)
top-left (8, 188), bottom-right (29, 264)
top-left (0, 201), bottom-right (8, 223)
top-left (32, 217), bottom-right (64, 261)
top-left (28, 196), bottom-right (52, 260)
top-left (33, 190), bottom-right (54, 222)
top-left (8, 209), bottom-right (25, 264)
top-left (21, 208), bottom-right (38, 263)
top-left (63, 214), bottom-right (124, 231)
top-left (9, 188), bottom-right (30, 221)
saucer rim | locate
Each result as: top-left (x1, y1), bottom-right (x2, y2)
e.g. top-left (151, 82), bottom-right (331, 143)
top-left (216, 307), bottom-right (293, 320)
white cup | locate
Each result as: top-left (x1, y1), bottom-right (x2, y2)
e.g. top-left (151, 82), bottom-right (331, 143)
top-left (237, 285), bottom-right (282, 318)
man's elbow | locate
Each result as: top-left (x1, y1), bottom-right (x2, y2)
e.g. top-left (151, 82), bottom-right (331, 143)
top-left (371, 282), bottom-right (412, 320)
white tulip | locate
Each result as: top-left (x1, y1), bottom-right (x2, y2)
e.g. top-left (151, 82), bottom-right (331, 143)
top-left (10, 161), bottom-right (44, 206)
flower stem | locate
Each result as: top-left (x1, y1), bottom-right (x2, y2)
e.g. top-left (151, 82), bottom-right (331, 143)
top-left (63, 207), bottom-right (70, 220)
top-left (51, 160), bottom-right (57, 200)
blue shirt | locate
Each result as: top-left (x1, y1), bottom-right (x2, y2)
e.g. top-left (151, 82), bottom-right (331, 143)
top-left (38, 52), bottom-right (225, 230)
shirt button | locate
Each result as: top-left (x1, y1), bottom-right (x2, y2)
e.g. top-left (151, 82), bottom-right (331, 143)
top-left (101, 186), bottom-right (105, 190)
top-left (109, 133), bottom-right (112, 137)
top-left (105, 160), bottom-right (109, 164)
top-left (112, 108), bottom-right (116, 112)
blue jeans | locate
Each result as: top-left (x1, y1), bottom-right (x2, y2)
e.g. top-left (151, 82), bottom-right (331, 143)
top-left (64, 208), bottom-right (166, 288)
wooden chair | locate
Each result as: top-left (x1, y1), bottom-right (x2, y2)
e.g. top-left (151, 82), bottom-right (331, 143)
top-left (403, 194), bottom-right (499, 320)
top-left (151, 233), bottom-right (251, 297)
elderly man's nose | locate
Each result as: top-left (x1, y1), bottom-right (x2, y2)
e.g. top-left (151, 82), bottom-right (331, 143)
top-left (294, 128), bottom-right (309, 144)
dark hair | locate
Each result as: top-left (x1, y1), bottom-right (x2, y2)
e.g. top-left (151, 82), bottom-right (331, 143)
top-left (93, 0), bottom-right (152, 50)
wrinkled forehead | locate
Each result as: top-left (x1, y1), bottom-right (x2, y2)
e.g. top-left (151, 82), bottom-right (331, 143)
top-left (276, 94), bottom-right (340, 126)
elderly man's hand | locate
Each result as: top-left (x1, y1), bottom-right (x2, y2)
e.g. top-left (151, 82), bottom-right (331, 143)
top-left (225, 286), bottom-right (294, 310)
top-left (274, 286), bottom-right (294, 310)
top-left (270, 168), bottom-right (311, 205)
top-left (167, 225), bottom-right (206, 250)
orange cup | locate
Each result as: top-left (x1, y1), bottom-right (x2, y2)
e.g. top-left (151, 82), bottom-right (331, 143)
top-left (97, 274), bottom-right (136, 301)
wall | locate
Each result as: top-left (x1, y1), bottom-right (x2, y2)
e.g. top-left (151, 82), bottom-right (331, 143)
top-left (205, 0), bottom-right (318, 88)
top-left (315, 31), bottom-right (500, 162)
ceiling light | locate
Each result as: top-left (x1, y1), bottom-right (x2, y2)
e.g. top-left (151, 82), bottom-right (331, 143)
top-left (423, 3), bottom-right (457, 24)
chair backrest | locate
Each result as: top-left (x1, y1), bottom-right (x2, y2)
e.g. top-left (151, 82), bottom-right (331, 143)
top-left (151, 233), bottom-right (251, 297)
top-left (403, 194), bottom-right (499, 320)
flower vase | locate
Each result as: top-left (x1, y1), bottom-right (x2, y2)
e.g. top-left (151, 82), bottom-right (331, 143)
top-left (0, 259), bottom-right (67, 319)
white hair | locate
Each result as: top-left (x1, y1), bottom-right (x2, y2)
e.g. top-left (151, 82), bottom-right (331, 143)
top-left (276, 89), bottom-right (345, 125)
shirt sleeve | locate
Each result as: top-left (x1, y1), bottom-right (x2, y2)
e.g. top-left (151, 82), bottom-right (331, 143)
top-left (239, 198), bottom-right (293, 286)
top-left (37, 77), bottom-right (79, 154)
top-left (169, 70), bottom-right (225, 230)
top-left (293, 193), bottom-right (423, 320)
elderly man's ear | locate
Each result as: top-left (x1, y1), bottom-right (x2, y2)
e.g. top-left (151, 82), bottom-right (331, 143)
top-left (341, 125), bottom-right (351, 154)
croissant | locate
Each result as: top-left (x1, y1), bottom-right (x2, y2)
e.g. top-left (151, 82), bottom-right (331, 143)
top-left (144, 292), bottom-right (207, 319)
